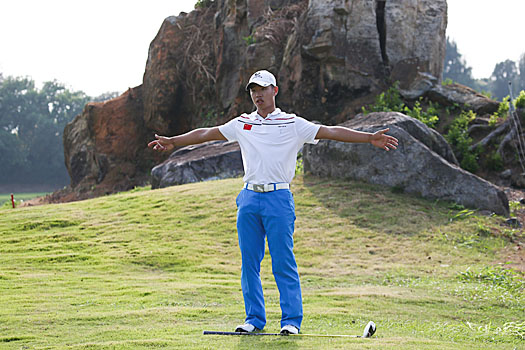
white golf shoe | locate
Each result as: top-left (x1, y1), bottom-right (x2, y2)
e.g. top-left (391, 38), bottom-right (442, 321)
top-left (280, 325), bottom-right (299, 335)
top-left (235, 323), bottom-right (260, 333)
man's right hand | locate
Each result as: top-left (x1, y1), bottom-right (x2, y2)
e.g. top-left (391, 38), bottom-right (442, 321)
top-left (148, 134), bottom-right (175, 152)
top-left (148, 127), bottom-right (227, 152)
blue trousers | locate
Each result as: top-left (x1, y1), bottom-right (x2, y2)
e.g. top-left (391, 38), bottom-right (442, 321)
top-left (236, 188), bottom-right (303, 331)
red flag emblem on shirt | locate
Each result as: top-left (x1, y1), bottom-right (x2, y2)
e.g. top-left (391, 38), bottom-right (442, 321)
top-left (243, 124), bottom-right (252, 130)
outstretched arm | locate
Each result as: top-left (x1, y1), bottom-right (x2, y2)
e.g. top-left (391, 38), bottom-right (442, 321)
top-left (148, 126), bottom-right (227, 152)
top-left (315, 126), bottom-right (398, 151)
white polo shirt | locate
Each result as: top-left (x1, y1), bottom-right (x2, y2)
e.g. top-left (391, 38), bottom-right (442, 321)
top-left (219, 108), bottom-right (321, 184)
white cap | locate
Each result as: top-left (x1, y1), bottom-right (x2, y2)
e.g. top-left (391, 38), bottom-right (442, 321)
top-left (245, 70), bottom-right (277, 91)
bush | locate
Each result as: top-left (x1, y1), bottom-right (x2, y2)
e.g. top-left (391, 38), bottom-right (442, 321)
top-left (243, 35), bottom-right (256, 46)
top-left (484, 151), bottom-right (504, 171)
top-left (362, 82), bottom-right (440, 128)
top-left (445, 110), bottom-right (479, 173)
top-left (404, 100), bottom-right (439, 128)
top-left (362, 82), bottom-right (405, 114)
top-left (488, 97), bottom-right (510, 127)
top-left (195, 0), bottom-right (214, 9)
top-left (441, 78), bottom-right (454, 86)
top-left (515, 90), bottom-right (525, 109)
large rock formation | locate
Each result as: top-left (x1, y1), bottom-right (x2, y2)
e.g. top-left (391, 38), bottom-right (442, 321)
top-left (60, 87), bottom-right (163, 201)
top-left (151, 141), bottom-right (243, 188)
top-left (303, 112), bottom-right (509, 216)
top-left (142, 0), bottom-right (447, 135)
top-left (60, 0), bottom-right (448, 201)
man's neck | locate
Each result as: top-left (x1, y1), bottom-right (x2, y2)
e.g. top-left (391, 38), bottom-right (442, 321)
top-left (257, 106), bottom-right (276, 118)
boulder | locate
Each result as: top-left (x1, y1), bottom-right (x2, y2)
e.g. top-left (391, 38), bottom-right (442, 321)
top-left (151, 141), bottom-right (243, 188)
top-left (399, 80), bottom-right (500, 117)
top-left (352, 112), bottom-right (459, 165)
top-left (424, 83), bottom-right (500, 115)
top-left (303, 112), bottom-right (509, 216)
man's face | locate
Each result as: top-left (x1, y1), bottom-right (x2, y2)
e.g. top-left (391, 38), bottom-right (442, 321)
top-left (249, 84), bottom-right (278, 111)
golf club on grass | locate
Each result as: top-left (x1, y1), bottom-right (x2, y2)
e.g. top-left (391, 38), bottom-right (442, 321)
top-left (203, 321), bottom-right (376, 338)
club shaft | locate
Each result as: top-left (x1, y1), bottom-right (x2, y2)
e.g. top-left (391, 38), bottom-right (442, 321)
top-left (203, 331), bottom-right (360, 338)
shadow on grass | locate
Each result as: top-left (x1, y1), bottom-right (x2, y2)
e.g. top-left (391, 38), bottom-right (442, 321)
top-left (299, 175), bottom-right (453, 236)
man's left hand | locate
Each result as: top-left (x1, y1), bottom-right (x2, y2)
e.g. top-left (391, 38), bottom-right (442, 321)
top-left (370, 128), bottom-right (398, 151)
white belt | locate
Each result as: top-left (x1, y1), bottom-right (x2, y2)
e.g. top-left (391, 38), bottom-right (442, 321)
top-left (244, 183), bottom-right (290, 192)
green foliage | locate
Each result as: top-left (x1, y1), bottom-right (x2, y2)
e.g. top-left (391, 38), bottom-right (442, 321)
top-left (406, 100), bottom-right (440, 128)
top-left (445, 110), bottom-right (479, 172)
top-left (484, 151), bottom-right (504, 171)
top-left (488, 114), bottom-right (499, 127)
top-left (194, 0), bottom-right (214, 9)
top-left (197, 108), bottom-right (218, 128)
top-left (362, 82), bottom-right (440, 128)
top-left (489, 60), bottom-right (519, 101)
top-left (362, 82), bottom-right (405, 114)
top-left (515, 89), bottom-right (525, 108)
top-left (498, 96), bottom-right (510, 114)
top-left (449, 208), bottom-right (475, 221)
top-left (442, 38), bottom-right (477, 89)
top-left (0, 76), bottom-right (91, 186)
top-left (443, 39), bottom-right (525, 102)
top-left (492, 97), bottom-right (510, 126)
top-left (460, 153), bottom-right (479, 174)
top-left (295, 155), bottom-right (303, 175)
top-left (441, 78), bottom-right (454, 86)
top-left (91, 91), bottom-right (120, 103)
top-left (243, 35), bottom-right (256, 46)
top-left (509, 201), bottom-right (521, 218)
top-left (479, 89), bottom-right (493, 99)
top-left (458, 265), bottom-right (524, 293)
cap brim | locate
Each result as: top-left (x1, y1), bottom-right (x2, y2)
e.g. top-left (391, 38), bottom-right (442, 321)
top-left (245, 82), bottom-right (272, 91)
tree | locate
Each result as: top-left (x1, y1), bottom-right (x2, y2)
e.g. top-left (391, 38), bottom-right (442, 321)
top-left (442, 37), bottom-right (477, 88)
top-left (517, 52), bottom-right (525, 92)
top-left (0, 76), bottom-right (90, 186)
top-left (489, 59), bottom-right (519, 101)
top-left (0, 77), bottom-right (39, 181)
top-left (92, 91), bottom-right (121, 102)
top-left (28, 81), bottom-right (89, 184)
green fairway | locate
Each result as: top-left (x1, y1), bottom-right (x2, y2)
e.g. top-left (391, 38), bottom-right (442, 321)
top-left (0, 176), bottom-right (523, 349)
top-left (0, 192), bottom-right (50, 206)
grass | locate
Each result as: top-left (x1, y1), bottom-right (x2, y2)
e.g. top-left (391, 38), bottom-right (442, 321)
top-left (0, 176), bottom-right (523, 349)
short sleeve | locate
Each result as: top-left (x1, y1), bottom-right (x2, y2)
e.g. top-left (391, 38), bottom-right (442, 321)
top-left (295, 116), bottom-right (321, 145)
top-left (218, 118), bottom-right (238, 142)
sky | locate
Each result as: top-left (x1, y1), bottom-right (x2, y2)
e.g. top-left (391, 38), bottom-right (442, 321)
top-left (0, 0), bottom-right (197, 96)
top-left (1, 0), bottom-right (524, 96)
top-left (447, 0), bottom-right (524, 79)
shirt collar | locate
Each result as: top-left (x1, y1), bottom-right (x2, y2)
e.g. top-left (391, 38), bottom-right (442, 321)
top-left (268, 108), bottom-right (282, 117)
top-left (252, 108), bottom-right (282, 121)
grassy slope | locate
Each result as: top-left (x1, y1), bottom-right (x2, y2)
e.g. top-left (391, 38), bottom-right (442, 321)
top-left (0, 176), bottom-right (523, 349)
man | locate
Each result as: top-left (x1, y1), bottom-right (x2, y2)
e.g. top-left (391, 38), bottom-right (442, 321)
top-left (148, 70), bottom-right (398, 335)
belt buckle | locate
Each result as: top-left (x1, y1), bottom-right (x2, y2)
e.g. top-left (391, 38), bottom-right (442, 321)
top-left (253, 184), bottom-right (265, 192)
